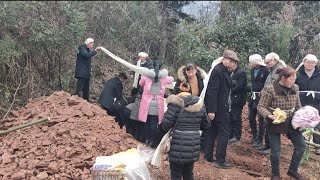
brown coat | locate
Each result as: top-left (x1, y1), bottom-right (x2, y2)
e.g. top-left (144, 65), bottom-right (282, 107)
top-left (258, 80), bottom-right (302, 134)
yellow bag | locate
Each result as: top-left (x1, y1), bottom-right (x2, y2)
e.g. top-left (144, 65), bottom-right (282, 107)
top-left (272, 108), bottom-right (287, 124)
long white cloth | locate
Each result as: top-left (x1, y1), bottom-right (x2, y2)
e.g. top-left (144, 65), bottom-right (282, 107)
top-left (100, 47), bottom-right (157, 78)
top-left (199, 57), bottom-right (223, 99)
top-left (133, 60), bottom-right (141, 88)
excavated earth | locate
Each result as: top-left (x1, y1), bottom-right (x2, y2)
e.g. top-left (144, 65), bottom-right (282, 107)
top-left (1, 91), bottom-right (320, 180)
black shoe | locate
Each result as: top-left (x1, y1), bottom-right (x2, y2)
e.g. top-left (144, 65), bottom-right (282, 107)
top-left (252, 140), bottom-right (262, 148)
top-left (228, 137), bottom-right (239, 143)
top-left (250, 137), bottom-right (257, 144)
top-left (214, 162), bottom-right (232, 169)
top-left (260, 148), bottom-right (271, 155)
top-left (287, 170), bottom-right (305, 180)
top-left (205, 158), bottom-right (215, 163)
top-left (271, 175), bottom-right (281, 180)
top-left (255, 145), bottom-right (266, 150)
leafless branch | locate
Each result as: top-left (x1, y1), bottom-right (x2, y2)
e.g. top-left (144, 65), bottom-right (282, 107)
top-left (1, 78), bottom-right (22, 124)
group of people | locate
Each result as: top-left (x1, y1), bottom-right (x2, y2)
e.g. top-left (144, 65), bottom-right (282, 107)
top-left (74, 38), bottom-right (320, 180)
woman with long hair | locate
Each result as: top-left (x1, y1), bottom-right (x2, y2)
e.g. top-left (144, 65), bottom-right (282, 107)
top-left (139, 60), bottom-right (174, 147)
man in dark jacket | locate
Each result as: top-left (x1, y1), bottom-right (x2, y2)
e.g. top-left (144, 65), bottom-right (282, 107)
top-left (247, 54), bottom-right (269, 149)
top-left (228, 61), bottom-right (248, 143)
top-left (98, 72), bottom-right (128, 117)
top-left (204, 49), bottom-right (237, 169)
top-left (74, 38), bottom-right (101, 101)
top-left (258, 52), bottom-right (286, 155)
top-left (160, 94), bottom-right (210, 180)
top-left (295, 54), bottom-right (320, 155)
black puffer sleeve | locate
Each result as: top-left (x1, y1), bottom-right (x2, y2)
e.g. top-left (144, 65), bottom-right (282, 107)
top-left (160, 104), bottom-right (181, 132)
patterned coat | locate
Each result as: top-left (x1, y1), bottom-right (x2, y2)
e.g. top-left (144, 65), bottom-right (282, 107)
top-left (258, 80), bottom-right (302, 134)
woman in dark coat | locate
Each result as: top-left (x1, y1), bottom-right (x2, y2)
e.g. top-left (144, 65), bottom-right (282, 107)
top-left (258, 67), bottom-right (306, 180)
top-left (247, 54), bottom-right (270, 148)
top-left (172, 62), bottom-right (207, 150)
top-left (295, 54), bottom-right (320, 155)
top-left (172, 63), bottom-right (206, 96)
top-left (160, 94), bottom-right (210, 180)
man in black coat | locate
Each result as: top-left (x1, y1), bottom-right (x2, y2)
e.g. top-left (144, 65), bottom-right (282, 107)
top-left (228, 62), bottom-right (248, 143)
top-left (98, 72), bottom-right (128, 117)
top-left (74, 38), bottom-right (101, 101)
top-left (204, 49), bottom-right (238, 169)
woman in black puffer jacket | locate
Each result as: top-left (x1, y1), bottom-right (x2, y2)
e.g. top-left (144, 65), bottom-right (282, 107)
top-left (160, 94), bottom-right (210, 180)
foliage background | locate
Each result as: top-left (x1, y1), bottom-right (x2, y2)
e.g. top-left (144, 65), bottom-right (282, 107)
top-left (0, 1), bottom-right (320, 118)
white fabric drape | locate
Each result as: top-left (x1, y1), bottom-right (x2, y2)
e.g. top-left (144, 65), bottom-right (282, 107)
top-left (133, 60), bottom-right (141, 88)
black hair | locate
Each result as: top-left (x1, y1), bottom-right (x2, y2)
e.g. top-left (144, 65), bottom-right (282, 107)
top-left (118, 72), bottom-right (128, 80)
top-left (185, 62), bottom-right (196, 72)
top-left (181, 82), bottom-right (189, 88)
top-left (153, 60), bottom-right (162, 82)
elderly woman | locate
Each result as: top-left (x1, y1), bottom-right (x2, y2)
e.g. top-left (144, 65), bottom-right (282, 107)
top-left (295, 54), bottom-right (320, 155)
top-left (258, 67), bottom-right (306, 180)
top-left (247, 54), bottom-right (270, 148)
top-left (172, 62), bottom-right (206, 96)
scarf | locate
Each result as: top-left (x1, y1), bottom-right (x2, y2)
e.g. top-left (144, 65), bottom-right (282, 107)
top-left (133, 60), bottom-right (141, 88)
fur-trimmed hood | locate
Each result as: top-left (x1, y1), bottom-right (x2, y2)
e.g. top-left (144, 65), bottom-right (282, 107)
top-left (166, 95), bottom-right (204, 112)
top-left (177, 66), bottom-right (207, 82)
top-left (273, 79), bottom-right (298, 95)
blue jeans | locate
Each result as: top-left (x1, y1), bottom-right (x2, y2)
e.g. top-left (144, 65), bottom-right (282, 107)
top-left (268, 131), bottom-right (306, 176)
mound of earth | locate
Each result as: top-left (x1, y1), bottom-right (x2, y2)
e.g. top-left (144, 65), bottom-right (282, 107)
top-left (0, 91), bottom-right (137, 179)
top-left (1, 91), bottom-right (320, 180)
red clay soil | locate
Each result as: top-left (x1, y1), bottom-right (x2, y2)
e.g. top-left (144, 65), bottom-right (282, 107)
top-left (1, 91), bottom-right (320, 180)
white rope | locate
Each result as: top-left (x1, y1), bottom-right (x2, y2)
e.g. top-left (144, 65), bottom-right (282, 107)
top-left (299, 91), bottom-right (320, 99)
top-left (251, 92), bottom-right (260, 100)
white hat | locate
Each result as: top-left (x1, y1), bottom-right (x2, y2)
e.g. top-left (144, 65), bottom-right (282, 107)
top-left (303, 54), bottom-right (318, 63)
top-left (138, 52), bottom-right (148, 58)
top-left (265, 52), bottom-right (280, 63)
top-left (84, 38), bottom-right (94, 45)
top-left (249, 54), bottom-right (266, 66)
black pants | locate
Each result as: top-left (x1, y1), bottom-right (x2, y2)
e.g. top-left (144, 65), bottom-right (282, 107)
top-left (205, 112), bottom-right (230, 163)
top-left (145, 115), bottom-right (159, 145)
top-left (133, 121), bottom-right (146, 143)
top-left (229, 106), bottom-right (243, 140)
top-left (249, 107), bottom-right (269, 146)
top-left (170, 162), bottom-right (194, 180)
top-left (75, 78), bottom-right (90, 101)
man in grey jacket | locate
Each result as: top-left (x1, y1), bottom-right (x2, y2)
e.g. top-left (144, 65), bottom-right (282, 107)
top-left (259, 52), bottom-right (286, 155)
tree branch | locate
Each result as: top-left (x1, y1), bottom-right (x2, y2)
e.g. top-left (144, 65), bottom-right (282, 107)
top-left (1, 78), bottom-right (22, 123)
